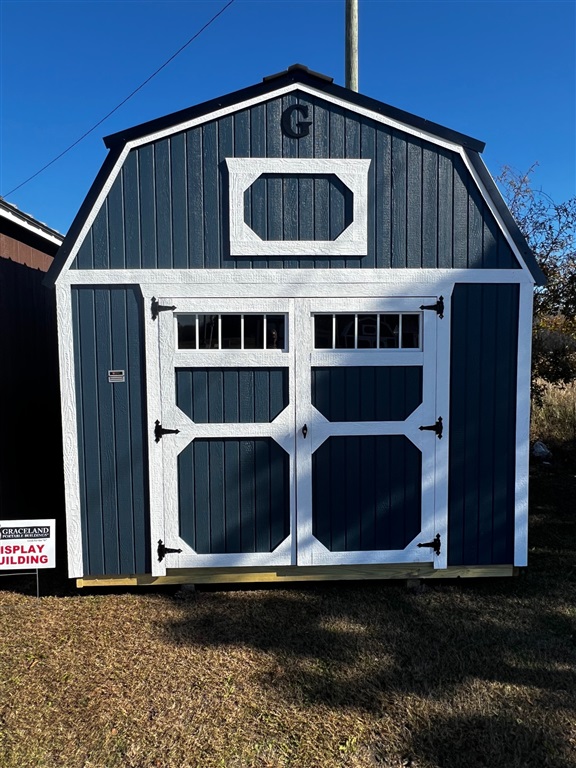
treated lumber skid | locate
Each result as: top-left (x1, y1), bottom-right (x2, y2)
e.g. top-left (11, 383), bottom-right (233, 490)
top-left (77, 564), bottom-right (516, 588)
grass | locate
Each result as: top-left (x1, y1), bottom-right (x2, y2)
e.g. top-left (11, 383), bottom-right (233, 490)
top-left (1, 466), bottom-right (576, 767)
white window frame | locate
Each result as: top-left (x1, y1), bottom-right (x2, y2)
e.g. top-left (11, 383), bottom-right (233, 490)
top-left (226, 158), bottom-right (371, 256)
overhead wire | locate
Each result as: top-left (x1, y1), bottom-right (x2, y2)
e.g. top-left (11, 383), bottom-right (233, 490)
top-left (2, 0), bottom-right (237, 198)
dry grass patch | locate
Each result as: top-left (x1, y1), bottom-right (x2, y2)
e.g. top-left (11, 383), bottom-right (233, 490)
top-left (1, 468), bottom-right (576, 767)
top-left (531, 380), bottom-right (576, 454)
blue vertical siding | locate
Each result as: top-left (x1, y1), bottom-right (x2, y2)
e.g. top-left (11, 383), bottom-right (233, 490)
top-left (311, 366), bottom-right (422, 421)
top-left (246, 175), bottom-right (352, 242)
top-left (178, 438), bottom-right (290, 554)
top-left (312, 435), bottom-right (422, 551)
top-left (175, 368), bottom-right (288, 423)
top-left (448, 284), bottom-right (518, 565)
top-left (72, 286), bottom-right (150, 576)
top-left (70, 92), bottom-right (521, 272)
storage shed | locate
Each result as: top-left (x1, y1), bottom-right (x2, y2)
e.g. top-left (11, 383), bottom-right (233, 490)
top-left (46, 65), bottom-right (545, 587)
top-left (1, 201), bottom-right (64, 523)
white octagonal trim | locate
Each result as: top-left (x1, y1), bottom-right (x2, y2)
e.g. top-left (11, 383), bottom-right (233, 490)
top-left (226, 157), bottom-right (371, 257)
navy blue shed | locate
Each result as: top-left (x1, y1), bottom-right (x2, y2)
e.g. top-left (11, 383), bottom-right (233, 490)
top-left (46, 65), bottom-right (544, 587)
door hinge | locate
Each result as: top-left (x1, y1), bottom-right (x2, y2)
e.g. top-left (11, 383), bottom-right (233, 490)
top-left (151, 297), bottom-right (177, 320)
top-left (419, 416), bottom-right (443, 439)
top-left (417, 534), bottom-right (441, 556)
top-left (154, 420), bottom-right (180, 443)
top-left (419, 296), bottom-right (444, 319)
top-left (157, 539), bottom-right (182, 562)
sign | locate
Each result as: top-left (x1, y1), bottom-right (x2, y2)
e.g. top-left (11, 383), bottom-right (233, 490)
top-left (0, 520), bottom-right (56, 570)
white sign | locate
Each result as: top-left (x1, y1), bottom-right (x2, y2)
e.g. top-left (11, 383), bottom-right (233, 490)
top-left (0, 519), bottom-right (56, 570)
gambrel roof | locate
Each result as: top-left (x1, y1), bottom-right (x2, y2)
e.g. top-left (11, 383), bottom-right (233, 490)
top-left (46, 64), bottom-right (544, 285)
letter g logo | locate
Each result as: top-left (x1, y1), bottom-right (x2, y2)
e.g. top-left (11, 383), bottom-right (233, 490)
top-left (281, 104), bottom-right (312, 139)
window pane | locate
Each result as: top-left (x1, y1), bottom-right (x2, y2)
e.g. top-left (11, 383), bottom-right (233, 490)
top-left (379, 315), bottom-right (400, 348)
top-left (402, 314), bottom-right (420, 348)
top-left (357, 314), bottom-right (378, 348)
top-left (266, 315), bottom-right (285, 350)
top-left (335, 315), bottom-right (355, 348)
top-left (314, 315), bottom-right (333, 349)
top-left (221, 315), bottom-right (242, 349)
top-left (177, 315), bottom-right (197, 349)
top-left (244, 315), bottom-right (264, 349)
top-left (198, 314), bottom-right (219, 349)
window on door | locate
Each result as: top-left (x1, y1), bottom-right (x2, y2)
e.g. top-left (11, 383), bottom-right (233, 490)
top-left (176, 314), bottom-right (287, 351)
top-left (313, 313), bottom-right (421, 350)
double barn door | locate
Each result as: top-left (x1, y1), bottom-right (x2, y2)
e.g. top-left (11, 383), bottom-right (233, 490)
top-left (150, 295), bottom-right (447, 575)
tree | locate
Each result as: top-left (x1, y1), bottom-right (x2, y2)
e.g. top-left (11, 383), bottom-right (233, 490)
top-left (497, 164), bottom-right (576, 398)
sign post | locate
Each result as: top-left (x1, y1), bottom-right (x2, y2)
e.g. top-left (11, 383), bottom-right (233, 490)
top-left (0, 520), bottom-right (56, 597)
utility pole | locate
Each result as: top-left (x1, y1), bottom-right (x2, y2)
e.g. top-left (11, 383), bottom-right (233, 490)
top-left (345, 0), bottom-right (358, 91)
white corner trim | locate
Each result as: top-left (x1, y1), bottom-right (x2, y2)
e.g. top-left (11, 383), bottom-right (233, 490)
top-left (55, 283), bottom-right (84, 578)
top-left (226, 157), bottom-right (371, 256)
top-left (514, 282), bottom-right (533, 566)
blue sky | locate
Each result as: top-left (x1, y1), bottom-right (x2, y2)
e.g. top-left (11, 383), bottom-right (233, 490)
top-left (1, 0), bottom-right (574, 236)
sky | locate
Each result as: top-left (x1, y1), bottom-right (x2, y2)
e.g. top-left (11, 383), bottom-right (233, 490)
top-left (1, 0), bottom-right (574, 237)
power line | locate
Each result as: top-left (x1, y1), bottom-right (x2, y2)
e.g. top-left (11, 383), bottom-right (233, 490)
top-left (3, 0), bottom-right (237, 199)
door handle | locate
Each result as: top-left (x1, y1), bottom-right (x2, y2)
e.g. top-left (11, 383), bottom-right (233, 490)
top-left (302, 424), bottom-right (308, 438)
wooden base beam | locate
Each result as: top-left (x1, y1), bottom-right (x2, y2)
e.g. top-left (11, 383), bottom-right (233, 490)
top-left (76, 564), bottom-right (517, 588)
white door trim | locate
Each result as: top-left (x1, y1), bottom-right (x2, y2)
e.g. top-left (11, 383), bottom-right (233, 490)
top-left (154, 297), bottom-right (296, 570)
top-left (294, 295), bottom-right (444, 566)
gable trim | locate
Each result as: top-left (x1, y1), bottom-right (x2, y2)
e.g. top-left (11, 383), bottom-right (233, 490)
top-left (466, 151), bottom-right (545, 286)
top-left (118, 82), bottom-right (470, 156)
top-left (46, 80), bottom-right (540, 284)
top-left (104, 69), bottom-right (485, 153)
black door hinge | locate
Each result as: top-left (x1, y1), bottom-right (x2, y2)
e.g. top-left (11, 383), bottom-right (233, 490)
top-left (151, 297), bottom-right (177, 320)
top-left (417, 534), bottom-right (441, 556)
top-left (419, 416), bottom-right (443, 439)
top-left (157, 539), bottom-right (182, 562)
top-left (154, 420), bottom-right (180, 443)
top-left (420, 296), bottom-right (444, 319)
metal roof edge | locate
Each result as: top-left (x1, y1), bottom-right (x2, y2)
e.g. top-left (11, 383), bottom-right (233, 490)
top-left (0, 199), bottom-right (64, 246)
top-left (465, 150), bottom-right (546, 286)
top-left (103, 65), bottom-right (485, 154)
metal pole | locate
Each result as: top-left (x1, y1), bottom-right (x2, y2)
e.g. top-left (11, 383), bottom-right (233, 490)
top-left (345, 0), bottom-right (359, 91)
